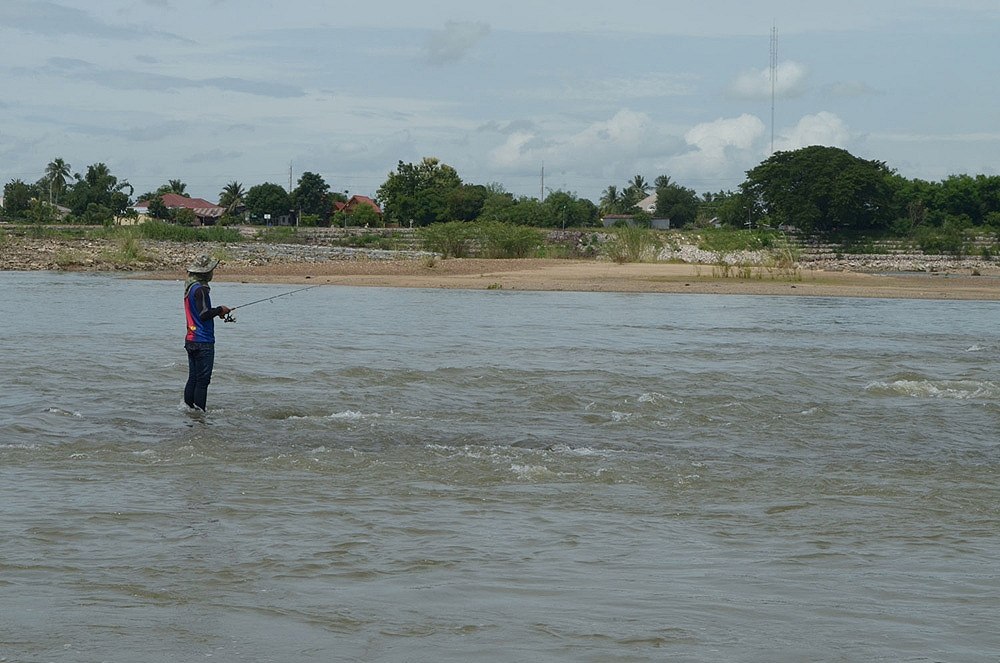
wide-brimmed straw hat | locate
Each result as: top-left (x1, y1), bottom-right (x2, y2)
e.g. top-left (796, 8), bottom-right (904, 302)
top-left (187, 254), bottom-right (219, 273)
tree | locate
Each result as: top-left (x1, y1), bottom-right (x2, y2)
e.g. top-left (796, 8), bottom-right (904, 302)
top-left (244, 183), bottom-right (291, 223)
top-left (291, 172), bottom-right (331, 221)
top-left (2, 179), bottom-right (34, 217)
top-left (158, 179), bottom-right (189, 196)
top-left (740, 146), bottom-right (896, 235)
top-left (219, 181), bottom-right (246, 217)
top-left (478, 188), bottom-right (517, 222)
top-left (376, 157), bottom-right (463, 226)
top-left (65, 163), bottom-right (133, 222)
top-left (147, 196), bottom-right (171, 220)
top-left (655, 178), bottom-right (699, 228)
top-left (349, 203), bottom-right (381, 227)
top-left (600, 185), bottom-right (623, 215)
top-left (936, 174), bottom-right (983, 224)
top-left (446, 184), bottom-right (489, 222)
top-left (629, 174), bottom-right (650, 196)
top-left (44, 158), bottom-right (72, 204)
top-left (541, 190), bottom-right (598, 228)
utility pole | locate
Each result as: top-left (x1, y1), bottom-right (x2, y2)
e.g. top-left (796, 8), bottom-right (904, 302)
top-left (770, 24), bottom-right (777, 155)
top-left (540, 162), bottom-right (545, 201)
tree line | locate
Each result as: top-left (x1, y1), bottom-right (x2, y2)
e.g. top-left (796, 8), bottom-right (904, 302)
top-left (5, 148), bottom-right (1000, 248)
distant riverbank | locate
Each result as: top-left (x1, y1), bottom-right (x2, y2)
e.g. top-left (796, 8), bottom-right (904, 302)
top-left (3, 234), bottom-right (999, 300)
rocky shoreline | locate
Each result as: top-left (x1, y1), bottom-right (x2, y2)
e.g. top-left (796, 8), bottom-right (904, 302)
top-left (0, 236), bottom-right (435, 272)
top-left (0, 234), bottom-right (995, 276)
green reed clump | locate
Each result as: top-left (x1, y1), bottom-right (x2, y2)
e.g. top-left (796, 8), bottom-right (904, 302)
top-left (604, 225), bottom-right (662, 263)
top-left (100, 229), bottom-right (149, 267)
top-left (254, 226), bottom-right (301, 244)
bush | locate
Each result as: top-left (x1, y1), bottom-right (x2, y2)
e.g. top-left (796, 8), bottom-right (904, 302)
top-left (914, 223), bottom-right (967, 256)
top-left (474, 221), bottom-right (543, 258)
top-left (419, 221), bottom-right (473, 258)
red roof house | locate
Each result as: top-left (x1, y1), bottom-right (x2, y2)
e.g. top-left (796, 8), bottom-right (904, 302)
top-left (133, 193), bottom-right (226, 225)
top-left (335, 195), bottom-right (383, 216)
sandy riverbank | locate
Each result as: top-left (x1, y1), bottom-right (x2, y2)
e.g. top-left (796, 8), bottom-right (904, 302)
top-left (3, 234), bottom-right (999, 300)
top-left (157, 258), bottom-right (1000, 300)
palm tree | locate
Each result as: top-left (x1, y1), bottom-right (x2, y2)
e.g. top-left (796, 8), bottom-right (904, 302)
top-left (157, 179), bottom-right (189, 197)
top-left (600, 185), bottom-right (622, 214)
top-left (45, 158), bottom-right (71, 204)
top-left (219, 181), bottom-right (246, 215)
top-left (629, 174), bottom-right (650, 196)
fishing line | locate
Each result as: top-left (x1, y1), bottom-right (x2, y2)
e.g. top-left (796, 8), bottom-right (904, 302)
top-left (223, 285), bottom-right (319, 322)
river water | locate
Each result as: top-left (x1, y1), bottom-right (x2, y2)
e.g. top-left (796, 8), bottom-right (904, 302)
top-left (2, 271), bottom-right (998, 662)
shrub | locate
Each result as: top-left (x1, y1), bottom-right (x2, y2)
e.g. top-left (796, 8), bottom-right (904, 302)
top-left (474, 221), bottom-right (543, 258)
top-left (419, 221), bottom-right (473, 258)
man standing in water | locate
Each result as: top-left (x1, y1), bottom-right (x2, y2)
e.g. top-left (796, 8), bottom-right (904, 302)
top-left (183, 254), bottom-right (230, 411)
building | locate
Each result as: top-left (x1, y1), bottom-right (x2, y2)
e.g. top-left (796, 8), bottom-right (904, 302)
top-left (132, 193), bottom-right (226, 226)
top-left (334, 195), bottom-right (383, 217)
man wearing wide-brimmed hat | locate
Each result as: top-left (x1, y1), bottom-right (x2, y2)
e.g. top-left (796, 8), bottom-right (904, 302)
top-left (183, 254), bottom-right (230, 411)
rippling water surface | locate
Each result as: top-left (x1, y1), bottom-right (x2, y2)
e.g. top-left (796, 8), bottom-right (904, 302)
top-left (2, 272), bottom-right (999, 662)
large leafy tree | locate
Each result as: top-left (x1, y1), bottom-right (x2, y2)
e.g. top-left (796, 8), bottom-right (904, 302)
top-left (65, 163), bottom-right (133, 221)
top-left (291, 171), bottom-right (332, 221)
top-left (655, 177), bottom-right (699, 227)
top-left (935, 174), bottom-right (983, 224)
top-left (446, 184), bottom-right (489, 222)
top-left (740, 146), bottom-right (897, 234)
top-left (541, 190), bottom-right (598, 228)
top-left (244, 183), bottom-right (291, 222)
top-left (376, 157), bottom-right (462, 226)
top-left (3, 179), bottom-right (35, 217)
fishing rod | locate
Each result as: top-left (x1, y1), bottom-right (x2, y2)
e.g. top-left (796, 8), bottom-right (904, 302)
top-left (223, 285), bottom-right (319, 322)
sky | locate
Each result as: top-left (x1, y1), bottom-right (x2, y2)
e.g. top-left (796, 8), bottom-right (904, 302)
top-left (2, 0), bottom-right (999, 204)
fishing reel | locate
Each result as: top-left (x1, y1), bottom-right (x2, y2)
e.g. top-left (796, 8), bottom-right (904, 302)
top-left (223, 311), bottom-right (237, 323)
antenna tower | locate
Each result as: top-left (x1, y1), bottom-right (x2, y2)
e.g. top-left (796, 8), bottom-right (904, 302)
top-left (770, 25), bottom-right (777, 154)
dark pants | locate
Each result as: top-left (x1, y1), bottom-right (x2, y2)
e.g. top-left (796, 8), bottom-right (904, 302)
top-left (184, 341), bottom-right (215, 411)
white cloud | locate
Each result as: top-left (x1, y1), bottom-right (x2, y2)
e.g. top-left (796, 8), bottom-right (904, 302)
top-left (424, 21), bottom-right (490, 65)
top-left (488, 109), bottom-right (683, 174)
top-left (775, 111), bottom-right (852, 151)
top-left (730, 61), bottom-right (808, 100)
top-left (663, 114), bottom-right (766, 186)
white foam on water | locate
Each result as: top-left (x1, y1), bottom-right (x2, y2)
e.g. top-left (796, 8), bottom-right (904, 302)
top-left (44, 407), bottom-right (81, 418)
top-left (866, 379), bottom-right (1000, 400)
top-left (510, 463), bottom-right (557, 480)
top-left (638, 391), bottom-right (682, 405)
top-left (609, 411), bottom-right (635, 422)
top-left (327, 410), bottom-right (374, 420)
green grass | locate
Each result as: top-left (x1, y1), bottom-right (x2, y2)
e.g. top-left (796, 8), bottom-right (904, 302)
top-left (604, 225), bottom-right (662, 263)
top-left (137, 219), bottom-right (242, 243)
top-left (694, 228), bottom-right (779, 252)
